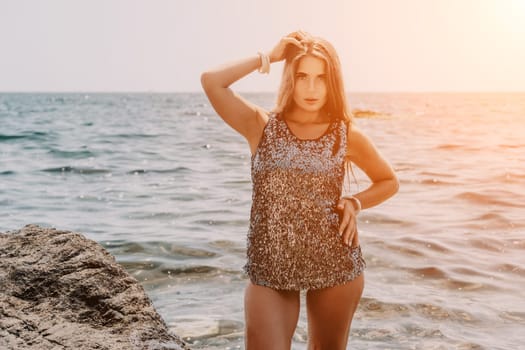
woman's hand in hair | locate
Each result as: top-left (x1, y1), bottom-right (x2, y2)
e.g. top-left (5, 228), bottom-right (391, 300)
top-left (267, 30), bottom-right (308, 63)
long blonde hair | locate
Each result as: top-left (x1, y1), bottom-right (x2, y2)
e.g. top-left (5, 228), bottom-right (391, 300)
top-left (273, 32), bottom-right (353, 125)
top-left (274, 32), bottom-right (358, 188)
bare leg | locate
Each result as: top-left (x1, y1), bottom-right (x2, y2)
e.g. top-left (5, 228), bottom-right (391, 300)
top-left (244, 281), bottom-right (300, 350)
top-left (306, 274), bottom-right (364, 350)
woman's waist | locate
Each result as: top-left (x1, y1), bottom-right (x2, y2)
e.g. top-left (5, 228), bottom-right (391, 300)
top-left (250, 198), bottom-right (340, 224)
top-left (251, 171), bottom-right (342, 194)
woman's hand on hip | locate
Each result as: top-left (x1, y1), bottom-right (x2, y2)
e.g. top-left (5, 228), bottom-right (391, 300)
top-left (337, 198), bottom-right (359, 247)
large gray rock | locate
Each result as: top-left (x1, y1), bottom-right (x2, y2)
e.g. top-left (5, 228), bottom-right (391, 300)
top-left (0, 224), bottom-right (190, 350)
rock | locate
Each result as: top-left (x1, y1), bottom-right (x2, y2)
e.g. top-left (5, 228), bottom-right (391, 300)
top-left (0, 224), bottom-right (190, 350)
top-left (352, 108), bottom-right (389, 118)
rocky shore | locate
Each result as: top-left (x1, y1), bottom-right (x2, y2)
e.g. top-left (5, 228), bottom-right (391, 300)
top-left (0, 224), bottom-right (190, 350)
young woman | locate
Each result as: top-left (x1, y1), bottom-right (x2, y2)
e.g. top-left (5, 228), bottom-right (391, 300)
top-left (201, 31), bottom-right (398, 350)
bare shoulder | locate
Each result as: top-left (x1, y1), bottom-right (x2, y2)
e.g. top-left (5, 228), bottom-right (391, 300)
top-left (345, 123), bottom-right (376, 160)
top-left (345, 121), bottom-right (397, 183)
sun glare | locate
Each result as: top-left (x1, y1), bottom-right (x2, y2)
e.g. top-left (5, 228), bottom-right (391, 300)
top-left (488, 0), bottom-right (525, 35)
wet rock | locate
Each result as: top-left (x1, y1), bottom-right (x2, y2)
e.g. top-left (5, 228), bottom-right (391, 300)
top-left (0, 224), bottom-right (190, 350)
top-left (352, 108), bottom-right (390, 118)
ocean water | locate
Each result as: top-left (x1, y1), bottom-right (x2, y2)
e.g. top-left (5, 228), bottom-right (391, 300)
top-left (1, 92), bottom-right (524, 349)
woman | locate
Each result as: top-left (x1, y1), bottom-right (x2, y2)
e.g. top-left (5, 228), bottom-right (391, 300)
top-left (201, 31), bottom-right (398, 350)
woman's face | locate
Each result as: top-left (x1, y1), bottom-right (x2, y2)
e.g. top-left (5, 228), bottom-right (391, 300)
top-left (292, 55), bottom-right (328, 115)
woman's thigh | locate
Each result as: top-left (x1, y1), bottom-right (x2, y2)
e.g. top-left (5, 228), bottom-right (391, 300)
top-left (306, 274), bottom-right (365, 350)
top-left (244, 281), bottom-right (300, 350)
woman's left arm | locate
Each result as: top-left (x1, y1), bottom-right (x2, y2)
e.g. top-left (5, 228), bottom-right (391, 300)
top-left (346, 125), bottom-right (399, 209)
top-left (337, 124), bottom-right (399, 245)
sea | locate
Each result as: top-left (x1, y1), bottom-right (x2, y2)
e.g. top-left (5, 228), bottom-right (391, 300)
top-left (1, 92), bottom-right (524, 349)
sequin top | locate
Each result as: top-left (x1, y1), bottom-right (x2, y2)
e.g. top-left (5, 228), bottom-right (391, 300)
top-left (244, 112), bottom-right (365, 290)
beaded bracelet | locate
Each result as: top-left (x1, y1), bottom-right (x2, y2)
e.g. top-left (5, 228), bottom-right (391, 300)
top-left (257, 51), bottom-right (270, 74)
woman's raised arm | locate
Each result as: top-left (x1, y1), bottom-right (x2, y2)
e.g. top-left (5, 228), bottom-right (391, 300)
top-left (200, 32), bottom-right (304, 143)
top-left (200, 55), bottom-right (267, 141)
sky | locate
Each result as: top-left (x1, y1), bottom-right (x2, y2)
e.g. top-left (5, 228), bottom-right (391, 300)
top-left (1, 0), bottom-right (524, 93)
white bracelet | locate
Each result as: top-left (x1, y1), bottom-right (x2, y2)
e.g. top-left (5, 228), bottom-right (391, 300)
top-left (341, 195), bottom-right (362, 215)
top-left (257, 51), bottom-right (270, 74)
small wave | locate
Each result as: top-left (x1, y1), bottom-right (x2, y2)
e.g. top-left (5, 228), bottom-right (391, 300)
top-left (154, 166), bottom-right (192, 174)
top-left (0, 170), bottom-right (15, 175)
top-left (412, 303), bottom-right (476, 323)
top-left (120, 260), bottom-right (163, 271)
top-left (208, 239), bottom-right (245, 254)
top-left (122, 262), bottom-right (232, 283)
top-left (436, 143), bottom-right (463, 150)
top-left (476, 212), bottom-right (507, 221)
top-left (41, 166), bottom-right (111, 174)
top-left (413, 302), bottom-right (456, 320)
top-left (451, 266), bottom-right (497, 280)
top-left (463, 212), bottom-right (519, 230)
top-left (168, 318), bottom-right (243, 341)
top-left (493, 263), bottom-right (525, 277)
top-left (127, 169), bottom-right (147, 175)
top-left (0, 131), bottom-right (49, 142)
top-left (467, 237), bottom-right (504, 253)
top-left (105, 241), bottom-right (218, 259)
top-left (394, 165), bottom-right (415, 172)
top-left (499, 311), bottom-right (525, 322)
top-left (0, 134), bottom-right (26, 141)
top-left (48, 148), bottom-right (95, 158)
top-left (411, 266), bottom-right (448, 279)
top-left (456, 191), bottom-right (523, 208)
top-left (362, 213), bottom-right (416, 227)
top-left (400, 237), bottom-right (453, 254)
top-left (498, 144), bottom-right (524, 149)
top-left (407, 266), bottom-right (497, 292)
top-left (444, 279), bottom-right (490, 291)
top-left (419, 171), bottom-right (457, 178)
top-left (102, 241), bottom-right (145, 253)
top-left (508, 237), bottom-right (525, 249)
top-left (129, 211), bottom-right (181, 220)
top-left (435, 143), bottom-right (467, 150)
top-left (491, 172), bottom-right (525, 183)
top-left (160, 265), bottom-right (221, 276)
top-left (113, 133), bottom-right (159, 139)
top-left (126, 166), bottom-right (191, 175)
top-left (419, 178), bottom-right (459, 186)
top-left (435, 143), bottom-right (481, 152)
top-left (382, 242), bottom-right (425, 257)
top-left (359, 297), bottom-right (410, 318)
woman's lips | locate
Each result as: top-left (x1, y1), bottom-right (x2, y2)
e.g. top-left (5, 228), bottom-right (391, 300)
top-left (304, 98), bottom-right (318, 104)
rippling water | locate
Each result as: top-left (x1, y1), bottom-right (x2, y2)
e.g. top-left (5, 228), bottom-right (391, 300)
top-left (1, 92), bottom-right (524, 349)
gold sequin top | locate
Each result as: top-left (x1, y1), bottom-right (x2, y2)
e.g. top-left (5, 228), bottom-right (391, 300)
top-left (244, 112), bottom-right (365, 290)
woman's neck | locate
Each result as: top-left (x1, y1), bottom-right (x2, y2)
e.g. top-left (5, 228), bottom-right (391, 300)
top-left (285, 109), bottom-right (329, 124)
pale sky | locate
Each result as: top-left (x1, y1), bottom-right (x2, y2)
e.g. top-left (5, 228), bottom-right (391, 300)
top-left (1, 0), bottom-right (524, 92)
